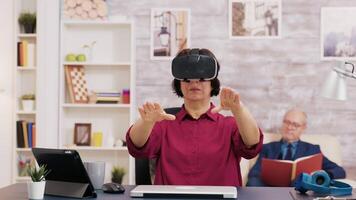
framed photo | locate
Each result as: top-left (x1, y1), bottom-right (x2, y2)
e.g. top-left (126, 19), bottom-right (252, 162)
top-left (321, 7), bottom-right (356, 60)
top-left (150, 8), bottom-right (190, 60)
top-left (229, 0), bottom-right (281, 39)
top-left (74, 123), bottom-right (91, 146)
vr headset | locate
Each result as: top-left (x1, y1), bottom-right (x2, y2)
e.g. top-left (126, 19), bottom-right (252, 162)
top-left (172, 48), bottom-right (218, 81)
top-left (295, 170), bottom-right (352, 196)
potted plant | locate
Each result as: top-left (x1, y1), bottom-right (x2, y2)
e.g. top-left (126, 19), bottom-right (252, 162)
top-left (111, 166), bottom-right (126, 184)
top-left (21, 94), bottom-right (35, 111)
top-left (18, 12), bottom-right (36, 33)
top-left (27, 164), bottom-right (50, 200)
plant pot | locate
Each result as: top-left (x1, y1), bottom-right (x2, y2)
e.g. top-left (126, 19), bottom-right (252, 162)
top-left (22, 100), bottom-right (35, 111)
top-left (23, 24), bottom-right (36, 33)
top-left (111, 177), bottom-right (123, 184)
top-left (27, 181), bottom-right (45, 199)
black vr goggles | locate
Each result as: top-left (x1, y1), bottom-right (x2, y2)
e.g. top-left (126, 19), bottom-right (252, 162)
top-left (172, 49), bottom-right (218, 81)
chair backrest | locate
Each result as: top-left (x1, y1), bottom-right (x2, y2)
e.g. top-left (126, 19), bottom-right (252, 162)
top-left (134, 107), bottom-right (181, 185)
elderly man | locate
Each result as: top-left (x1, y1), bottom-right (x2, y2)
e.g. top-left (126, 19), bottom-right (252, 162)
top-left (247, 108), bottom-right (346, 186)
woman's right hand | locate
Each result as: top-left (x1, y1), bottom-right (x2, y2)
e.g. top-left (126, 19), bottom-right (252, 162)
top-left (138, 102), bottom-right (176, 123)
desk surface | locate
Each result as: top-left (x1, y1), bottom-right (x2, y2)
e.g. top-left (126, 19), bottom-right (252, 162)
top-left (1, 184), bottom-right (355, 200)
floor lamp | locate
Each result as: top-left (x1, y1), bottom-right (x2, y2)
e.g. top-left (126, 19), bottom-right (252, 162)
top-left (321, 61), bottom-right (356, 100)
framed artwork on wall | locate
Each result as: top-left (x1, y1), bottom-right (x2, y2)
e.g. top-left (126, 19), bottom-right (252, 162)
top-left (229, 0), bottom-right (281, 39)
top-left (150, 8), bottom-right (190, 60)
top-left (74, 123), bottom-right (91, 146)
top-left (321, 7), bottom-right (356, 60)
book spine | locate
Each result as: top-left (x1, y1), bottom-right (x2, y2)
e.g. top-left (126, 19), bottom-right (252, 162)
top-left (27, 43), bottom-right (36, 67)
top-left (27, 122), bottom-right (33, 148)
top-left (32, 123), bottom-right (36, 147)
top-left (19, 42), bottom-right (24, 66)
top-left (22, 121), bottom-right (28, 148)
top-left (22, 40), bottom-right (28, 66)
top-left (16, 120), bottom-right (25, 148)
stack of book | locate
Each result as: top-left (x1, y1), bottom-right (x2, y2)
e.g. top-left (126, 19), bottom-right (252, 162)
top-left (16, 120), bottom-right (36, 148)
top-left (17, 41), bottom-right (36, 67)
top-left (96, 92), bottom-right (121, 104)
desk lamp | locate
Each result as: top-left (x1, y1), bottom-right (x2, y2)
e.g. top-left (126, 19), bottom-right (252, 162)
top-left (321, 61), bottom-right (356, 100)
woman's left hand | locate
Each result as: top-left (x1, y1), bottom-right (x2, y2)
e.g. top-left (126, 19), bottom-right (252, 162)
top-left (211, 87), bottom-right (242, 113)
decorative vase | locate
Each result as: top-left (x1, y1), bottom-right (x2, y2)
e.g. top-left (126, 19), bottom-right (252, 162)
top-left (22, 100), bottom-right (34, 112)
top-left (27, 181), bottom-right (46, 199)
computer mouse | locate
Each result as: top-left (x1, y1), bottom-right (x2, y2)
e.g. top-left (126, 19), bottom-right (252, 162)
top-left (102, 182), bottom-right (125, 194)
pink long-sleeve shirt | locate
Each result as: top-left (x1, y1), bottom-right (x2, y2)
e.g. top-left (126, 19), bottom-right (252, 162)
top-left (126, 104), bottom-right (263, 186)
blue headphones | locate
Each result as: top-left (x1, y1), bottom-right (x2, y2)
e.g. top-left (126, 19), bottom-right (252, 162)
top-left (295, 170), bottom-right (352, 196)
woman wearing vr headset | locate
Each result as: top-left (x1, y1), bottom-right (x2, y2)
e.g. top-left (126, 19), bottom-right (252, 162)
top-left (126, 48), bottom-right (264, 186)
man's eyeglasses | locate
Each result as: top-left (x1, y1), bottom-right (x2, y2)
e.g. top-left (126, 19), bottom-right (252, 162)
top-left (283, 120), bottom-right (304, 129)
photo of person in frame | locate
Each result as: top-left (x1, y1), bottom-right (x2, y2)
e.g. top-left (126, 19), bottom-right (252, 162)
top-left (74, 123), bottom-right (91, 146)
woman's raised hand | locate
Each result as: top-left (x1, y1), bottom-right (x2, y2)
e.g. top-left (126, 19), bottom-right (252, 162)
top-left (138, 102), bottom-right (176, 123)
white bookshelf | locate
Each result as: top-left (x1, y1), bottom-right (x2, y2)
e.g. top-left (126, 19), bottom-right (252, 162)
top-left (59, 19), bottom-right (136, 184)
top-left (62, 62), bottom-right (131, 67)
top-left (12, 0), bottom-right (38, 183)
top-left (16, 148), bottom-right (32, 152)
top-left (63, 146), bottom-right (128, 151)
top-left (17, 67), bottom-right (37, 71)
top-left (18, 33), bottom-right (37, 38)
top-left (16, 110), bottom-right (37, 115)
top-left (62, 103), bottom-right (131, 108)
top-left (15, 176), bottom-right (31, 182)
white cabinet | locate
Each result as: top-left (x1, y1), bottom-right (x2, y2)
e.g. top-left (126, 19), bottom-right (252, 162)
top-left (59, 20), bottom-right (136, 184)
top-left (13, 0), bottom-right (38, 183)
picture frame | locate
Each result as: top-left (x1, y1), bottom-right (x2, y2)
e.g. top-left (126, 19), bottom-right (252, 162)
top-left (65, 65), bottom-right (89, 104)
top-left (229, 0), bottom-right (281, 39)
top-left (150, 8), bottom-right (190, 60)
top-left (74, 123), bottom-right (91, 146)
top-left (321, 7), bottom-right (356, 60)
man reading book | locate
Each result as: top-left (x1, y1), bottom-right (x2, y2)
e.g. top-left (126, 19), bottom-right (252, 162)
top-left (247, 108), bottom-right (346, 186)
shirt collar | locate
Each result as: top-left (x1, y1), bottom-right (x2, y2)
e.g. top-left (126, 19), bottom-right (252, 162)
top-left (281, 140), bottom-right (299, 148)
top-left (176, 103), bottom-right (218, 122)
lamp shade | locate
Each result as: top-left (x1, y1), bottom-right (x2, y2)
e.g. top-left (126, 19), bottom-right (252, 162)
top-left (321, 69), bottom-right (347, 100)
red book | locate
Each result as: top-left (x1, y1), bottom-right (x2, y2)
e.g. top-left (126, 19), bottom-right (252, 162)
top-left (261, 153), bottom-right (323, 186)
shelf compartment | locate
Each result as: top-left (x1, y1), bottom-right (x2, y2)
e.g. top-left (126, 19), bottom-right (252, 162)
top-left (62, 20), bottom-right (132, 26)
top-left (16, 148), bottom-right (32, 152)
top-left (16, 110), bottom-right (36, 115)
top-left (18, 34), bottom-right (37, 38)
top-left (63, 62), bottom-right (131, 67)
top-left (63, 146), bottom-right (128, 151)
top-left (62, 104), bottom-right (130, 108)
top-left (15, 176), bottom-right (31, 181)
top-left (62, 22), bottom-right (132, 63)
top-left (17, 67), bottom-right (36, 71)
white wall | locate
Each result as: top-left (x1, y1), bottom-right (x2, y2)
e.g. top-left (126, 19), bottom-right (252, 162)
top-left (0, 0), bottom-right (14, 188)
top-left (109, 0), bottom-right (356, 167)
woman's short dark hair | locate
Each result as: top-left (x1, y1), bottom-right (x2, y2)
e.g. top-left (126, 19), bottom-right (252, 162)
top-left (171, 48), bottom-right (221, 97)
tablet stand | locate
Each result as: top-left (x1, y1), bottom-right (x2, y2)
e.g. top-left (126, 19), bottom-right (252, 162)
top-left (45, 180), bottom-right (97, 198)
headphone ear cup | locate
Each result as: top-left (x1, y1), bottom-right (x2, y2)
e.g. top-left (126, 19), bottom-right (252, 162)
top-left (311, 170), bottom-right (330, 187)
top-left (294, 173), bottom-right (312, 194)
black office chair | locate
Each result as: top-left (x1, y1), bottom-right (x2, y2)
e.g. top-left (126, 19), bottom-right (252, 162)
top-left (135, 107), bottom-right (181, 185)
